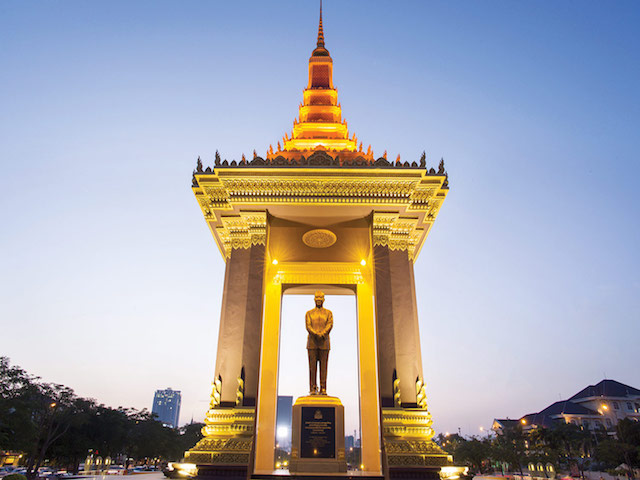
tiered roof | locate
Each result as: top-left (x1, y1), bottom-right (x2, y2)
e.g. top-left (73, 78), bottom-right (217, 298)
top-left (569, 380), bottom-right (640, 400)
top-left (194, 3), bottom-right (447, 174)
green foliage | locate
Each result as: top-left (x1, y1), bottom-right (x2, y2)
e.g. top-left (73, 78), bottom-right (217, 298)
top-left (595, 438), bottom-right (625, 468)
top-left (0, 357), bottom-right (200, 476)
top-left (436, 418), bottom-right (640, 476)
top-left (3, 474), bottom-right (28, 480)
top-left (455, 436), bottom-right (492, 473)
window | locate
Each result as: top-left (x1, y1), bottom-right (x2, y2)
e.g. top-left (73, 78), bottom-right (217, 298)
top-left (606, 418), bottom-right (612, 427)
top-left (627, 402), bottom-right (633, 410)
top-left (583, 420), bottom-right (590, 429)
top-left (613, 401), bottom-right (619, 410)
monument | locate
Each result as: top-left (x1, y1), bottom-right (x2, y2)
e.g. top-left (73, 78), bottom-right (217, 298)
top-left (306, 291), bottom-right (332, 395)
top-left (288, 293), bottom-right (347, 473)
top-left (185, 4), bottom-right (453, 480)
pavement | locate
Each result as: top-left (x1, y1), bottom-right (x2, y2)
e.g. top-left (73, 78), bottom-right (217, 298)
top-left (80, 473), bottom-right (165, 480)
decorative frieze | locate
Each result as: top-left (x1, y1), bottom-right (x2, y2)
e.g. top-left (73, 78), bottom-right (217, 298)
top-left (272, 262), bottom-right (364, 286)
top-left (193, 168), bottom-right (448, 261)
top-left (382, 408), bottom-right (435, 440)
top-left (373, 213), bottom-right (423, 259)
top-left (214, 212), bottom-right (267, 258)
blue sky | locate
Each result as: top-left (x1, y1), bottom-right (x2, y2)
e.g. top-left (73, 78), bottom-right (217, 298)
top-left (1, 1), bottom-right (639, 437)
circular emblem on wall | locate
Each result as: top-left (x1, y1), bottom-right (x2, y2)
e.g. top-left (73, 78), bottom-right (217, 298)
top-left (302, 229), bottom-right (337, 248)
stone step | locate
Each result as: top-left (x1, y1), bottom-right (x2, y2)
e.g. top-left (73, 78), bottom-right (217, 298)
top-left (251, 473), bottom-right (384, 480)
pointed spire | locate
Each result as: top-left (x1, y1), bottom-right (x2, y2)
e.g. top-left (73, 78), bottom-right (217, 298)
top-left (317, 0), bottom-right (325, 48)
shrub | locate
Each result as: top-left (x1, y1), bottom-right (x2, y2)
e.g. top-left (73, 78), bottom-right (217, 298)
top-left (3, 474), bottom-right (27, 480)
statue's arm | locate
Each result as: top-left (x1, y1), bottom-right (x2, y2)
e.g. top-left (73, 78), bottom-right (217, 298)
top-left (305, 311), bottom-right (314, 335)
top-left (322, 311), bottom-right (334, 337)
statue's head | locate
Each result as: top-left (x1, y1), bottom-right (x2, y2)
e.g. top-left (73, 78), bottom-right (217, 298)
top-left (314, 291), bottom-right (325, 307)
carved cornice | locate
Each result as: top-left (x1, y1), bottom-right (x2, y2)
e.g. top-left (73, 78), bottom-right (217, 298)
top-left (193, 166), bottom-right (448, 262)
top-left (212, 212), bottom-right (266, 259)
top-left (373, 213), bottom-right (423, 260)
top-left (196, 175), bottom-right (446, 208)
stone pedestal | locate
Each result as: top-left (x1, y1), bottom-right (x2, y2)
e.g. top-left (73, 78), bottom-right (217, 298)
top-left (185, 406), bottom-right (254, 480)
top-left (289, 395), bottom-right (347, 473)
top-left (381, 407), bottom-right (452, 480)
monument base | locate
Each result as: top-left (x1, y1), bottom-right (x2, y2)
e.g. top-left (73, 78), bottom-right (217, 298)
top-left (381, 407), bottom-right (453, 480)
top-left (184, 406), bottom-right (255, 480)
top-left (288, 395), bottom-right (347, 474)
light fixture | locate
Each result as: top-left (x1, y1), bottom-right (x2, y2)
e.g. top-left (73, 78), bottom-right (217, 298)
top-left (360, 259), bottom-right (366, 266)
top-left (272, 259), bottom-right (278, 265)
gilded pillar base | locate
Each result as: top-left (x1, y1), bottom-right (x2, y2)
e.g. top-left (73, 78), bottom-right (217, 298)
top-left (185, 406), bottom-right (255, 479)
top-left (382, 408), bottom-right (452, 479)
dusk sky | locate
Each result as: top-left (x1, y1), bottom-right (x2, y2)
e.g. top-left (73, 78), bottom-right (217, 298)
top-left (1, 1), bottom-right (639, 438)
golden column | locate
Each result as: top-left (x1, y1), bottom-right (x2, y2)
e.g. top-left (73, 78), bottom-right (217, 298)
top-left (187, 5), bottom-right (452, 480)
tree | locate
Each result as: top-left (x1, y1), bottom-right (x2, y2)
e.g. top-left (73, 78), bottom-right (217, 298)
top-left (178, 422), bottom-right (204, 454)
top-left (594, 438), bottom-right (625, 469)
top-left (23, 383), bottom-right (81, 479)
top-left (47, 398), bottom-right (98, 473)
top-left (492, 424), bottom-right (528, 476)
top-left (0, 357), bottom-right (37, 450)
top-left (455, 436), bottom-right (492, 474)
top-left (614, 418), bottom-right (640, 479)
top-left (1, 357), bottom-right (196, 470)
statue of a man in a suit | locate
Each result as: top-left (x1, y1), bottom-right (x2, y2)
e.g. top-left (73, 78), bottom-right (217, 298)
top-left (305, 291), bottom-right (333, 395)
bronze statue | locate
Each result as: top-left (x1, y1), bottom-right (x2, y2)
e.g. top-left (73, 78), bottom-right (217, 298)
top-left (305, 291), bottom-right (333, 395)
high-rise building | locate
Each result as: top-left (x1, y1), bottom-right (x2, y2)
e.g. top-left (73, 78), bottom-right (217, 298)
top-left (276, 395), bottom-right (293, 450)
top-left (152, 388), bottom-right (181, 428)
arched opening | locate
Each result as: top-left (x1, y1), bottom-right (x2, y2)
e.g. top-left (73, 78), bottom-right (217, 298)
top-left (275, 286), bottom-right (360, 471)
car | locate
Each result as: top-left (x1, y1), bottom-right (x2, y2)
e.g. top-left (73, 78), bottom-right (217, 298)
top-left (0, 467), bottom-right (17, 478)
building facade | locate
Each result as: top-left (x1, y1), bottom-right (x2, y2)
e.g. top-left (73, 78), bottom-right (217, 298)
top-left (152, 388), bottom-right (182, 428)
top-left (493, 379), bottom-right (640, 434)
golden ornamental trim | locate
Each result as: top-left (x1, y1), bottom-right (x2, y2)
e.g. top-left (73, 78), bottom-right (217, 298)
top-left (222, 178), bottom-right (417, 204)
top-left (196, 171), bottom-right (446, 208)
top-left (201, 406), bottom-right (255, 438)
top-left (382, 407), bottom-right (435, 442)
top-left (373, 213), bottom-right (423, 260)
top-left (193, 169), bottom-right (448, 262)
top-left (216, 211), bottom-right (267, 258)
top-left (416, 377), bottom-right (429, 410)
top-left (272, 262), bottom-right (364, 285)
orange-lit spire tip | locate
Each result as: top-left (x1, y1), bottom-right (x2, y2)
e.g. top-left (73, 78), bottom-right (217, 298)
top-left (317, 0), bottom-right (325, 48)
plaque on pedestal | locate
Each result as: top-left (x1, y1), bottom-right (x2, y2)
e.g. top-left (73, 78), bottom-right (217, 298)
top-left (289, 395), bottom-right (347, 473)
